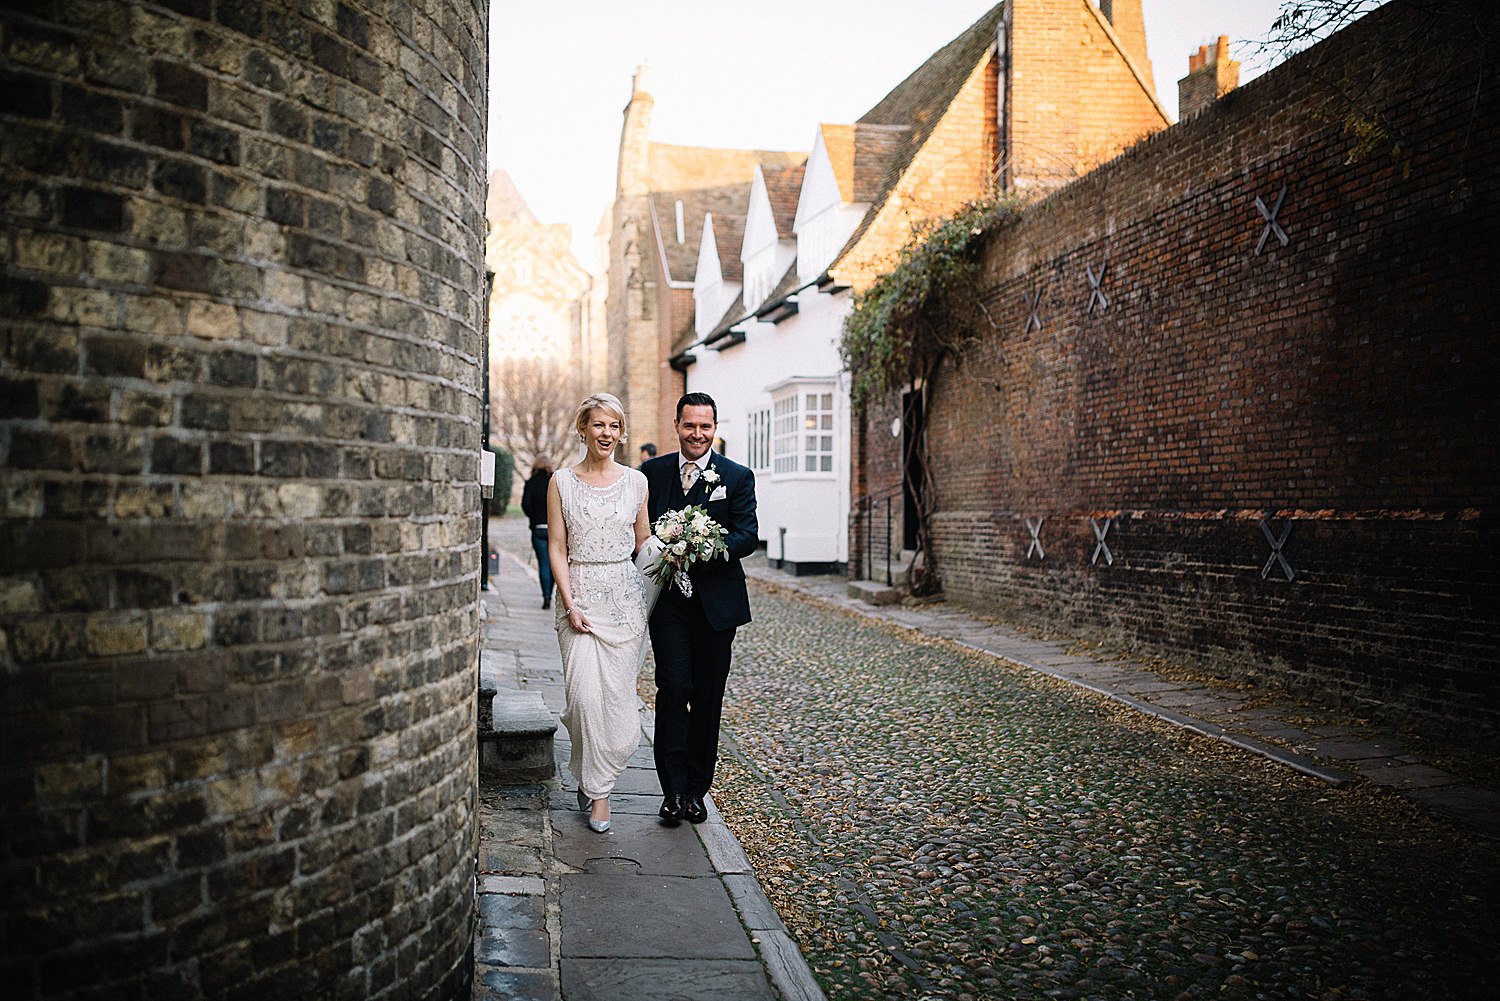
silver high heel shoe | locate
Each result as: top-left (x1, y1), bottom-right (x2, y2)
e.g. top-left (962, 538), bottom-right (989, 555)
top-left (578, 789), bottom-right (610, 831)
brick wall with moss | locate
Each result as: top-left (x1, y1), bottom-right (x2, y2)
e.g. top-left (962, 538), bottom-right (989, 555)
top-left (0, 1), bottom-right (486, 996)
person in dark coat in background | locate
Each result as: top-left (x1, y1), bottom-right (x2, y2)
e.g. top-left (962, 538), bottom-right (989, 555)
top-left (520, 457), bottom-right (555, 608)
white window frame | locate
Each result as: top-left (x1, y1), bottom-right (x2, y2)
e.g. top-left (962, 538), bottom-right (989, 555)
top-left (747, 407), bottom-right (771, 472)
top-left (768, 379), bottom-right (836, 478)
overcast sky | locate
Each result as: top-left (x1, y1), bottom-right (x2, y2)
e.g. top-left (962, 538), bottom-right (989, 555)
top-left (487, 1), bottom-right (1297, 273)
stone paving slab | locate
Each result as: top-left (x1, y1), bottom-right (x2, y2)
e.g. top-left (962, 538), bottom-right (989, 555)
top-left (1148, 691), bottom-right (1240, 711)
top-left (479, 968), bottom-right (554, 998)
top-left (481, 892), bottom-right (546, 928)
top-left (559, 873), bottom-right (757, 959)
top-left (477, 925), bottom-right (551, 968)
top-left (557, 764), bottom-right (660, 796)
top-left (551, 813), bottom-right (715, 877)
top-left (1408, 784), bottom-right (1500, 832)
top-left (755, 930), bottom-right (828, 1001)
top-left (1115, 678), bottom-right (1198, 694)
top-left (1357, 762), bottom-right (1462, 788)
top-left (482, 874), bottom-right (545, 895)
top-left (722, 872), bottom-right (783, 930)
top-left (559, 958), bottom-right (775, 1001)
top-left (1310, 738), bottom-right (1407, 760)
top-left (695, 811), bottom-right (755, 876)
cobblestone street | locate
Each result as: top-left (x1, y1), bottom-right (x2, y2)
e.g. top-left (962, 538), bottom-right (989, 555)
top-left (715, 585), bottom-right (1500, 1001)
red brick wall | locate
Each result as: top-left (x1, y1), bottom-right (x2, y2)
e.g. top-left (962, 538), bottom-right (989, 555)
top-left (855, 2), bottom-right (1500, 736)
top-left (1009, 0), bottom-right (1168, 189)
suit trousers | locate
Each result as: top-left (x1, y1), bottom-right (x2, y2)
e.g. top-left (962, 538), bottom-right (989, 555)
top-left (649, 592), bottom-right (736, 797)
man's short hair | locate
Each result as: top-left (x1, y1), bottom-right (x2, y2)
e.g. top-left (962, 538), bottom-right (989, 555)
top-left (676, 392), bottom-right (717, 421)
top-left (639, 442), bottom-right (657, 457)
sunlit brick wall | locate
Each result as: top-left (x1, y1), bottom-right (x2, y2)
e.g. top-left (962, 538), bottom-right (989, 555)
top-left (0, 1), bottom-right (487, 996)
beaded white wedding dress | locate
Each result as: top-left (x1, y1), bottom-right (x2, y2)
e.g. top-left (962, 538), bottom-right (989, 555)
top-left (553, 467), bottom-right (650, 802)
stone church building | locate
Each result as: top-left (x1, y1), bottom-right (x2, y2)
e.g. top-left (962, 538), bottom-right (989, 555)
top-left (483, 168), bottom-right (595, 376)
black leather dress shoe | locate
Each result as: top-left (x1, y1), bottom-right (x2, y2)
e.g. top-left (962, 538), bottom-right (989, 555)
top-left (683, 795), bottom-right (707, 824)
top-left (658, 794), bottom-right (684, 825)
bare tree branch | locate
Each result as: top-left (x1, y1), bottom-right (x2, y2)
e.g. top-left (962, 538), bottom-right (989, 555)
top-left (491, 357), bottom-right (586, 473)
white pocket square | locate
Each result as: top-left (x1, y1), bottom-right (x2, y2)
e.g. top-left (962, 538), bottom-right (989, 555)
top-left (709, 486), bottom-right (728, 501)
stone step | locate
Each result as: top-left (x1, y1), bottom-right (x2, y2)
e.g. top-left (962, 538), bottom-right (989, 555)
top-left (850, 549), bottom-right (919, 605)
top-left (478, 686), bottom-right (557, 783)
top-left (847, 579), bottom-right (903, 606)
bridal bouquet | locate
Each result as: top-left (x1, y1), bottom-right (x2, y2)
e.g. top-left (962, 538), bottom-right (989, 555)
top-left (646, 505), bottom-right (728, 597)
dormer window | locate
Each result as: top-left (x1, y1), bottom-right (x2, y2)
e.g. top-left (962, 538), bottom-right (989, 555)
top-left (693, 213), bottom-right (740, 339)
top-left (742, 164), bottom-right (798, 312)
top-left (794, 127), bottom-right (851, 282)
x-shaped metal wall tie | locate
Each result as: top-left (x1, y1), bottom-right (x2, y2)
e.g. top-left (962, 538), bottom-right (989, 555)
top-left (1085, 262), bottom-right (1109, 313)
top-left (1260, 518), bottom-right (1295, 580)
top-left (1090, 516), bottom-right (1114, 566)
top-left (1022, 284), bottom-right (1043, 332)
top-left (1254, 184), bottom-right (1290, 255)
top-left (1025, 516), bottom-right (1045, 560)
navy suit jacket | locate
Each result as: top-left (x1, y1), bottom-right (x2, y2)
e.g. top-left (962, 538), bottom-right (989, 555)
top-left (642, 451), bottom-right (758, 631)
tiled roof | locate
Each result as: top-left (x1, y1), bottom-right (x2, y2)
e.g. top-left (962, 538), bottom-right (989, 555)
top-left (649, 182), bottom-right (753, 284)
top-left (753, 261), bottom-right (804, 318)
top-left (647, 143), bottom-right (803, 193)
top-left (857, 3), bottom-right (1002, 164)
top-left (851, 125), bottom-right (909, 203)
top-left (703, 289), bottom-right (745, 344)
top-left (762, 163), bottom-right (806, 238)
top-left (832, 2), bottom-right (1004, 267)
top-left (817, 124), bottom-right (909, 205)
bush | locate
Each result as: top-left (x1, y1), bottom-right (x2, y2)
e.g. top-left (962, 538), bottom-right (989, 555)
top-left (489, 445), bottom-right (514, 510)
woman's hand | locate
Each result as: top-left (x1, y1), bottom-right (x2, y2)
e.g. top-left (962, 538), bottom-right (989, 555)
top-left (566, 606), bottom-right (592, 633)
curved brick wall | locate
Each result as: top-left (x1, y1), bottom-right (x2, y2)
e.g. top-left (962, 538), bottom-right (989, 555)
top-left (1, 2), bottom-right (485, 997)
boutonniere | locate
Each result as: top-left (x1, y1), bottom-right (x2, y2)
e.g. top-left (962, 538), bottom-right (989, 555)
top-left (700, 466), bottom-right (721, 488)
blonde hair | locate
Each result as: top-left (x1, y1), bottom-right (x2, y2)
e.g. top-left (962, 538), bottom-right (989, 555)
top-left (573, 392), bottom-right (628, 443)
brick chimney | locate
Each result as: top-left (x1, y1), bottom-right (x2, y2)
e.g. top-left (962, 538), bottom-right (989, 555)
top-left (1177, 35), bottom-right (1240, 119)
top-left (617, 64), bottom-right (655, 198)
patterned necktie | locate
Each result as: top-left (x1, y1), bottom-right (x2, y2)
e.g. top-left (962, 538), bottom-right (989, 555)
top-left (680, 463), bottom-right (698, 494)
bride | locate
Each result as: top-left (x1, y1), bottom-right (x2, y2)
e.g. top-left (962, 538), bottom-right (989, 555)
top-left (546, 393), bottom-right (651, 832)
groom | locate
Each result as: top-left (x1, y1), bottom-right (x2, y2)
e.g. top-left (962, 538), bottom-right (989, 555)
top-left (642, 392), bottom-right (758, 825)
